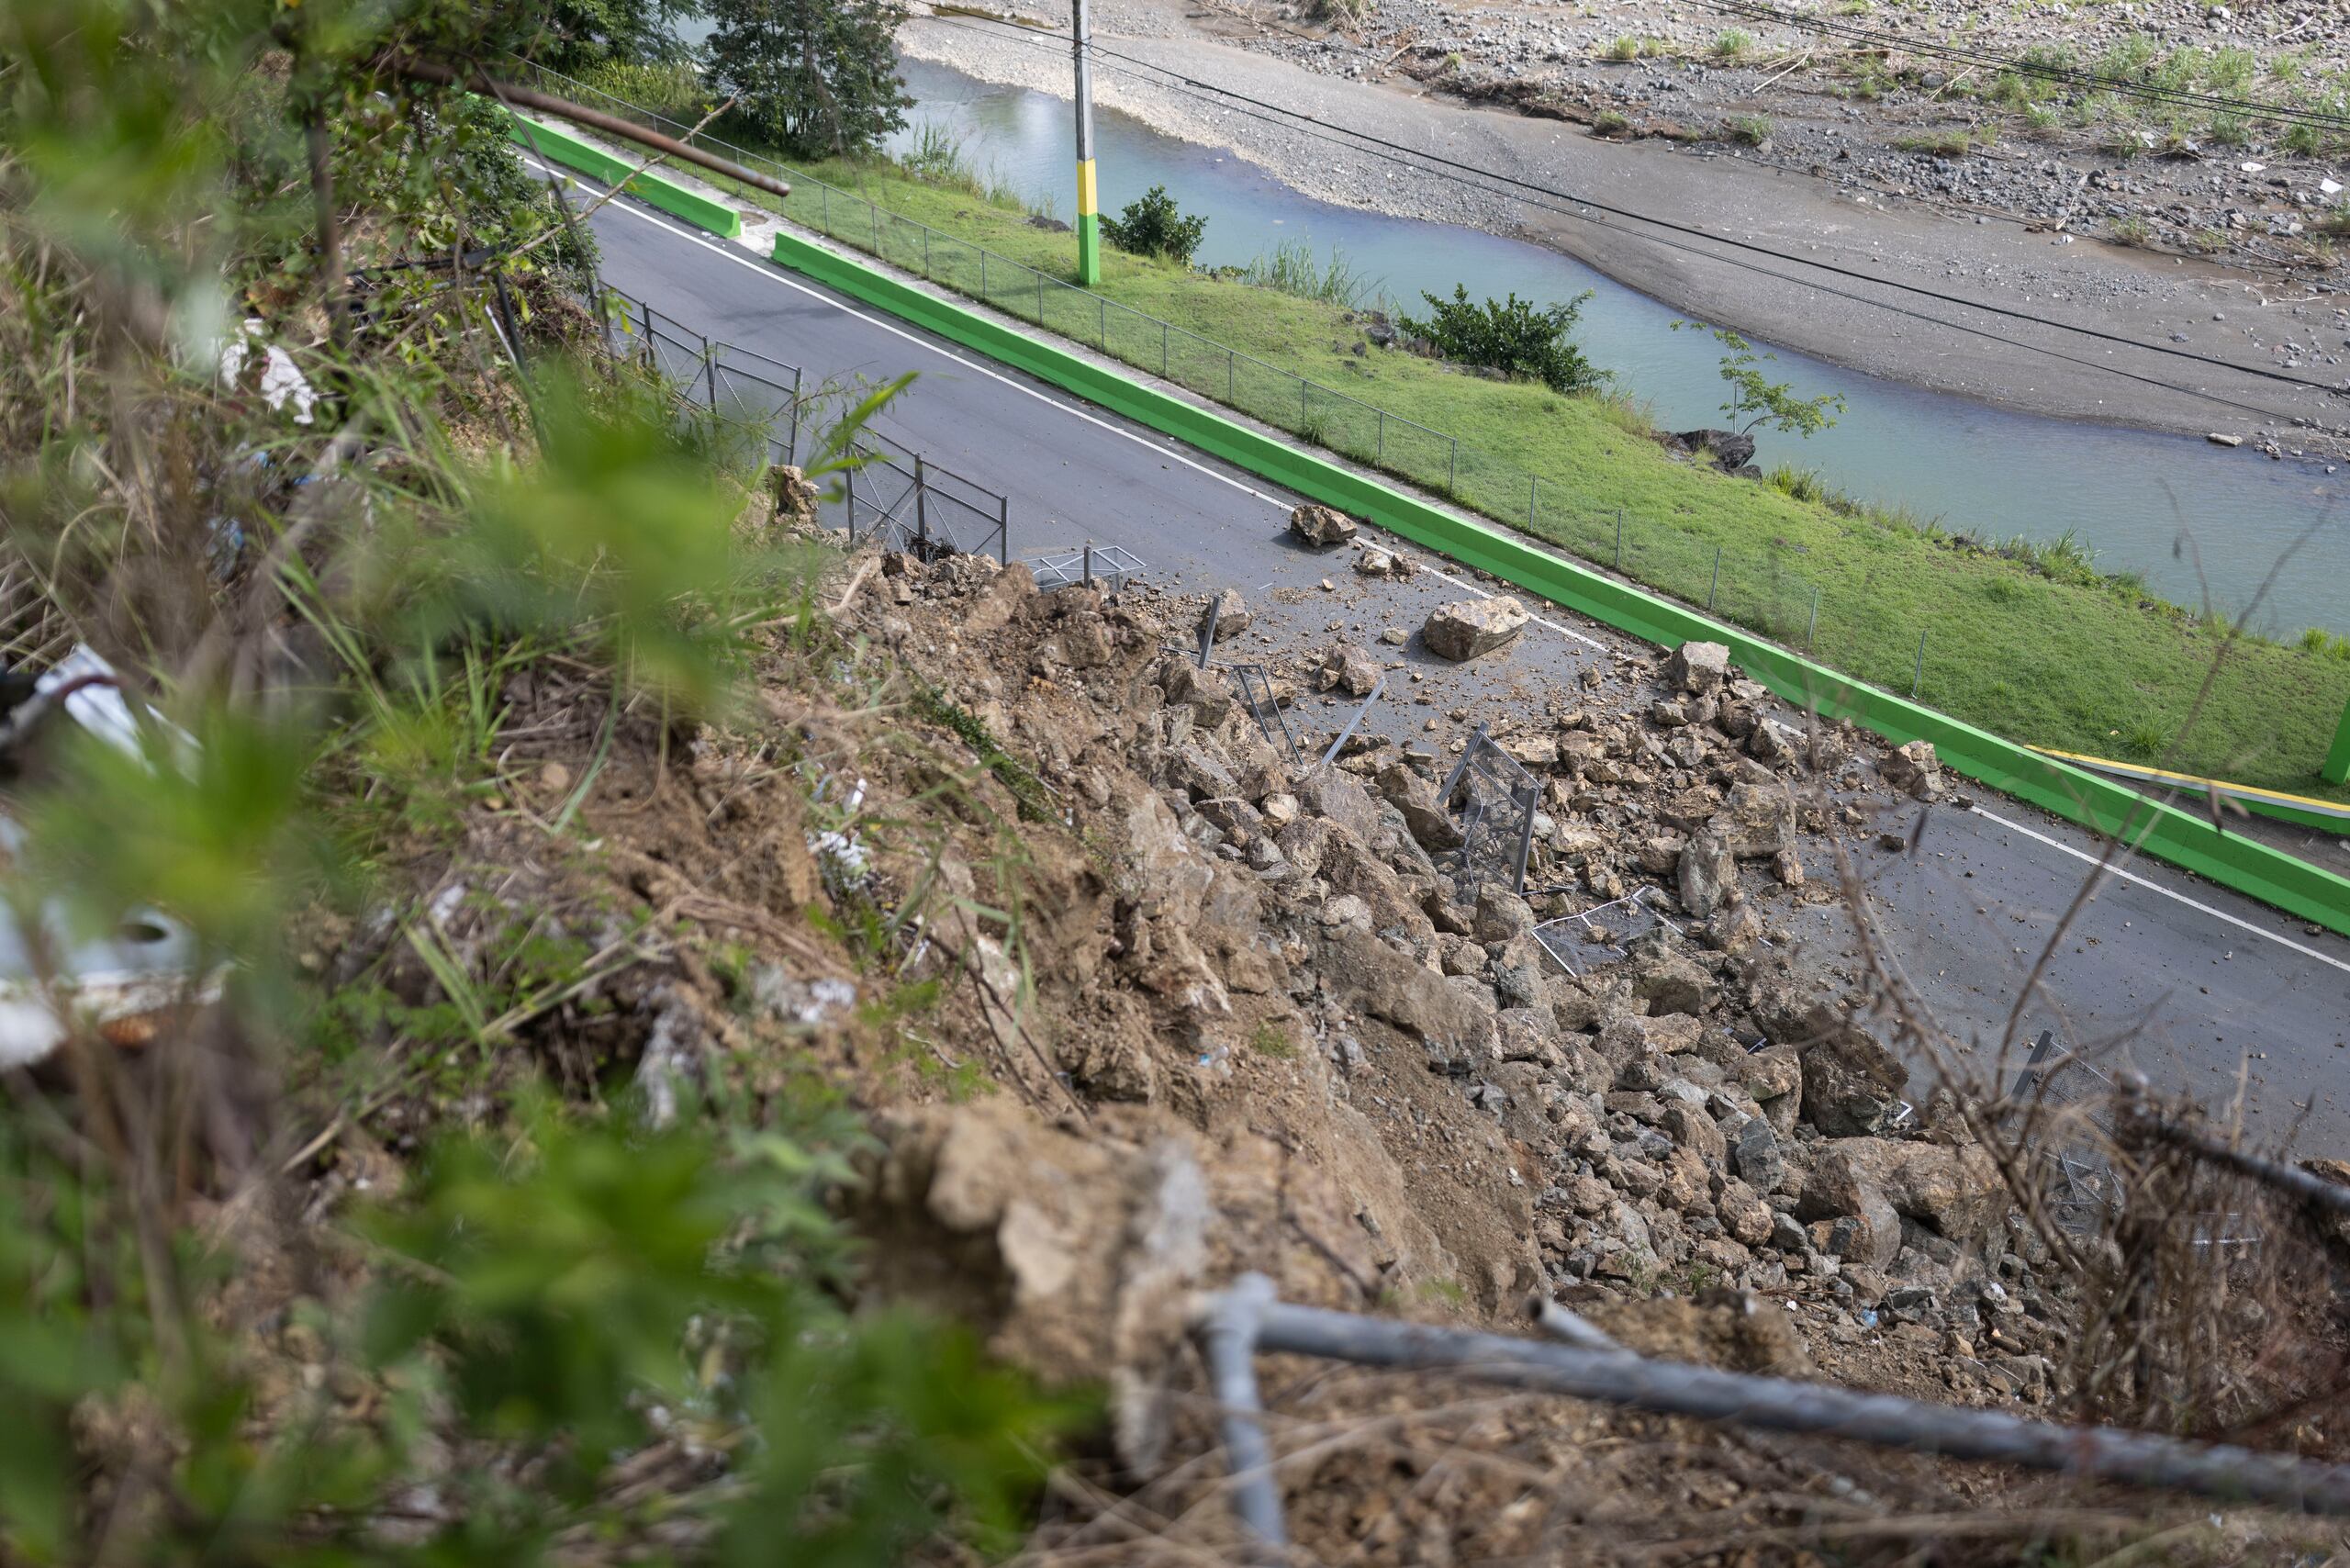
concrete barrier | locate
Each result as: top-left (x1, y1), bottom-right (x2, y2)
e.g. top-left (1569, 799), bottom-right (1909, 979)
top-left (506, 115), bottom-right (744, 239)
top-left (765, 229), bottom-right (2350, 936)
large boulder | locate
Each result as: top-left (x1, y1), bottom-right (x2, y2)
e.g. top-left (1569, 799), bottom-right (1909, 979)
top-left (1676, 428), bottom-right (1757, 470)
top-left (1323, 926), bottom-right (1497, 1071)
top-left (1117, 790), bottom-right (1215, 926)
top-left (1801, 1138), bottom-right (2009, 1256)
top-left (1296, 767), bottom-right (1383, 845)
top-left (1676, 828), bottom-right (1737, 920)
top-left (1713, 782), bottom-right (1796, 859)
top-left (1881, 739), bottom-right (1942, 800)
top-left (1288, 503), bottom-right (1360, 547)
top-left (1797, 1020), bottom-right (1909, 1137)
top-left (1665, 640), bottom-right (1732, 695)
top-left (1375, 763), bottom-right (1463, 851)
top-left (1422, 597), bottom-right (1529, 661)
top-left (1199, 587), bottom-right (1249, 643)
top-left (1795, 1148), bottom-right (1902, 1270)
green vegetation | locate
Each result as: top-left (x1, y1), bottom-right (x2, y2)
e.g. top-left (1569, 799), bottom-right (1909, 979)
top-left (1229, 239), bottom-right (1384, 308)
top-left (1100, 182), bottom-right (1209, 264)
top-left (1712, 28), bottom-right (1755, 60)
top-left (1402, 285), bottom-right (1605, 394)
top-left (1724, 114), bottom-right (1774, 146)
top-left (1673, 321), bottom-right (1846, 440)
top-left (706, 0), bottom-right (912, 156)
top-left (0, 4), bottom-right (1092, 1557)
top-left (543, 87), bottom-right (2350, 798)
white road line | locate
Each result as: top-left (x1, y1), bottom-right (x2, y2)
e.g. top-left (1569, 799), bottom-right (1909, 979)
top-left (543, 166), bottom-right (2349, 977)
top-left (532, 163), bottom-right (1607, 650)
top-left (1964, 803), bottom-right (2350, 976)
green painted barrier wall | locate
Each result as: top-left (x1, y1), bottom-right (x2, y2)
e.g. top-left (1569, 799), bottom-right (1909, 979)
top-left (2327, 699), bottom-right (2350, 786)
top-left (765, 230), bottom-right (2350, 937)
top-left (506, 116), bottom-right (743, 239)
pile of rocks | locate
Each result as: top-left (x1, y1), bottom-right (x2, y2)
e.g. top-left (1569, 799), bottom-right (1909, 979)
top-left (854, 551), bottom-right (2063, 1407)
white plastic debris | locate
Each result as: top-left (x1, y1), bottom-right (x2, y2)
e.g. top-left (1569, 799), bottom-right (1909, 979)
top-left (0, 647), bottom-right (223, 1067)
top-left (217, 319), bottom-right (318, 425)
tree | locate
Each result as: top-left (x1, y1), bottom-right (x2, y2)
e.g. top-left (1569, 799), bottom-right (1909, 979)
top-left (706, 0), bottom-right (912, 158)
top-left (1400, 285), bottom-right (1602, 394)
top-left (532, 0), bottom-right (702, 71)
top-left (1100, 185), bottom-right (1208, 265)
top-left (1673, 320), bottom-right (1845, 439)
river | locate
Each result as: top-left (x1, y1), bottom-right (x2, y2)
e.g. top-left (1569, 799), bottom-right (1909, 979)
top-left (875, 57), bottom-right (2348, 638)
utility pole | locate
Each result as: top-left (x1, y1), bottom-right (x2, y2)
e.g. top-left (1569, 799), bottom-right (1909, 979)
top-left (1072, 0), bottom-right (1101, 286)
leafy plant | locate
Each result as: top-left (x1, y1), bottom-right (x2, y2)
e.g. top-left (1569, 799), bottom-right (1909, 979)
top-left (1672, 320), bottom-right (1845, 439)
top-left (1723, 114), bottom-right (1774, 146)
top-left (1402, 285), bottom-right (1605, 394)
top-left (1100, 184), bottom-right (1208, 265)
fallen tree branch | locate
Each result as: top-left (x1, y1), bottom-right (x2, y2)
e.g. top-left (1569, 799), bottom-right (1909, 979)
top-left (381, 58), bottom-right (792, 203)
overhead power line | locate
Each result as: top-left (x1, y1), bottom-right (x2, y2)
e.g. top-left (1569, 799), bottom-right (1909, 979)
top-left (917, 12), bottom-right (2346, 416)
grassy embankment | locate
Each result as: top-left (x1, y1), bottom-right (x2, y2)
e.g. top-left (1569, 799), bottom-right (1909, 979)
top-left (572, 62), bottom-right (2350, 801)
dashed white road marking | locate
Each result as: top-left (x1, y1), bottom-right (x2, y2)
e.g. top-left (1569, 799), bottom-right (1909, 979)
top-left (530, 164), bottom-right (1606, 650)
top-left (542, 164), bottom-right (2349, 977)
top-left (1964, 803), bottom-right (2350, 977)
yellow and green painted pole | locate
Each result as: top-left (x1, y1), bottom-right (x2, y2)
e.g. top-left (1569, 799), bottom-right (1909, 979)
top-left (2325, 696), bottom-right (2350, 785)
top-left (1073, 0), bottom-right (1101, 286)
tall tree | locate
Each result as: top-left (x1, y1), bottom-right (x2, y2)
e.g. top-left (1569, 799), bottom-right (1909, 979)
top-left (705, 0), bottom-right (912, 157)
top-left (534, 0), bottom-right (701, 71)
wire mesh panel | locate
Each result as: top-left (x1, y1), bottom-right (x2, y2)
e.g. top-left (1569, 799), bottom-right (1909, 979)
top-left (1529, 887), bottom-right (1679, 977)
top-left (1024, 543), bottom-right (1145, 592)
top-left (1439, 728), bottom-right (1541, 898)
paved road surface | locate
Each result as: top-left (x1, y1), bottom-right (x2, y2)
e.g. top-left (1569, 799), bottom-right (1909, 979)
top-left (566, 176), bottom-right (2350, 1153)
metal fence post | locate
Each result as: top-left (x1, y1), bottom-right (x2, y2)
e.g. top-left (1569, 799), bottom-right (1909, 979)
top-left (1036, 272), bottom-right (1044, 323)
top-left (821, 184), bottom-right (829, 233)
top-left (923, 226), bottom-right (931, 275)
top-left (1099, 293), bottom-right (1106, 350)
top-left (844, 463), bottom-right (856, 543)
top-left (1615, 509), bottom-right (1624, 569)
top-left (1912, 630), bottom-right (1928, 699)
top-left (1161, 319), bottom-right (1169, 378)
top-left (704, 335), bottom-right (719, 411)
top-left (1528, 476), bottom-right (1538, 528)
top-left (1300, 378), bottom-right (1309, 431)
top-left (871, 203), bottom-right (880, 257)
top-left (996, 491), bottom-right (1009, 566)
top-left (1806, 585), bottom-right (1819, 650)
top-left (1227, 349), bottom-right (1235, 405)
top-left (1447, 439), bottom-right (1458, 495)
top-left (981, 250), bottom-right (989, 300)
top-left (1376, 409), bottom-right (1385, 464)
top-left (1082, 541), bottom-right (1094, 587)
top-left (1707, 546), bottom-right (1722, 611)
top-left (913, 454), bottom-right (930, 553)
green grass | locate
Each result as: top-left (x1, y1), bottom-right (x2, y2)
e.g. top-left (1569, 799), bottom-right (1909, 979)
top-left (599, 114), bottom-right (2350, 801)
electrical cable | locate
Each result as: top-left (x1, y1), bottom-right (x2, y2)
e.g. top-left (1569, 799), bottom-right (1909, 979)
top-left (915, 12), bottom-right (2346, 419)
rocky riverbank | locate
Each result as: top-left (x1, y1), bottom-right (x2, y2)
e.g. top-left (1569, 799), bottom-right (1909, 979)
top-left (901, 3), bottom-right (2350, 454)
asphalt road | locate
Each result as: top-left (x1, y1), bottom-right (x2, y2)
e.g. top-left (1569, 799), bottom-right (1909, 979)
top-left (568, 176), bottom-right (2350, 1155)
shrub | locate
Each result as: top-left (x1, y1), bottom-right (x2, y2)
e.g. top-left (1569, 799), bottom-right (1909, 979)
top-left (1400, 285), bottom-right (1604, 394)
top-left (1100, 184), bottom-right (1208, 265)
top-left (1713, 28), bottom-right (1753, 59)
top-left (1724, 114), bottom-right (1774, 146)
